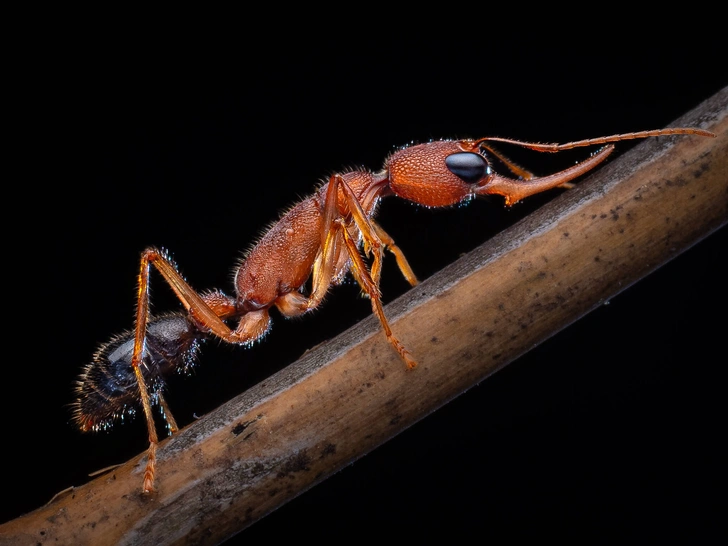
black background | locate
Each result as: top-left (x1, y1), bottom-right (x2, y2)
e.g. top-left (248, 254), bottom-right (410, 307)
top-left (4, 25), bottom-right (726, 544)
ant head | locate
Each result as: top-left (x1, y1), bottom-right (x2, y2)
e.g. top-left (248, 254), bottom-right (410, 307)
top-left (387, 140), bottom-right (494, 207)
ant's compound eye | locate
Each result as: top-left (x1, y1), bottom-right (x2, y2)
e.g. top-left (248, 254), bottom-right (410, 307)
top-left (445, 152), bottom-right (489, 183)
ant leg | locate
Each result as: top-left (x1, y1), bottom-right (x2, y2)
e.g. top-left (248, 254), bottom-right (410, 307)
top-left (476, 145), bottom-right (615, 206)
top-left (369, 220), bottom-right (419, 286)
top-left (298, 174), bottom-right (415, 367)
top-left (274, 235), bottom-right (417, 370)
top-left (326, 175), bottom-right (413, 287)
top-left (128, 359), bottom-right (159, 494)
top-left (131, 249), bottom-right (271, 493)
top-left (327, 174), bottom-right (387, 285)
top-left (132, 251), bottom-right (165, 493)
top-left (339, 224), bottom-right (417, 369)
top-left (275, 291), bottom-right (310, 317)
top-left (307, 175), bottom-right (348, 310)
top-left (158, 392), bottom-right (179, 434)
top-left (276, 223), bottom-right (353, 319)
top-left (231, 309), bottom-right (271, 343)
top-left (306, 172), bottom-right (378, 310)
top-left (139, 249), bottom-right (268, 344)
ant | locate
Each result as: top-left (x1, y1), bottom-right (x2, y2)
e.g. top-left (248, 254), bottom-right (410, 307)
top-left (72, 126), bottom-right (714, 494)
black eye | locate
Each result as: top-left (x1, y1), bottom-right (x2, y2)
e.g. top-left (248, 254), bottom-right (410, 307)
top-left (445, 152), bottom-right (489, 183)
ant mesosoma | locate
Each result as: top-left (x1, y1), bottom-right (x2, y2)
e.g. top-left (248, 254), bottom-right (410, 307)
top-left (73, 127), bottom-right (714, 493)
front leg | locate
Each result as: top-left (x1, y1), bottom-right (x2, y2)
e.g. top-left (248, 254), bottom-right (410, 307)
top-left (286, 174), bottom-right (417, 369)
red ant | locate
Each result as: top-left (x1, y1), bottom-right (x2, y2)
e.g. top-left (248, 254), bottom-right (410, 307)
top-left (73, 127), bottom-right (714, 493)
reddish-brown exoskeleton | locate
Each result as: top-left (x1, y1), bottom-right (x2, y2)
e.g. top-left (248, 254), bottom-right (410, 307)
top-left (73, 127), bottom-right (714, 493)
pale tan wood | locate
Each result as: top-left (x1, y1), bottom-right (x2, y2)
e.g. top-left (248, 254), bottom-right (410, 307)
top-left (1, 87), bottom-right (725, 546)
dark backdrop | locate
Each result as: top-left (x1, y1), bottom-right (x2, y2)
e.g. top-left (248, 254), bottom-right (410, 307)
top-left (5, 31), bottom-right (725, 544)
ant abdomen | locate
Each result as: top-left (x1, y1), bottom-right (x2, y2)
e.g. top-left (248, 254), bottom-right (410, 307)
top-left (73, 313), bottom-right (204, 432)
